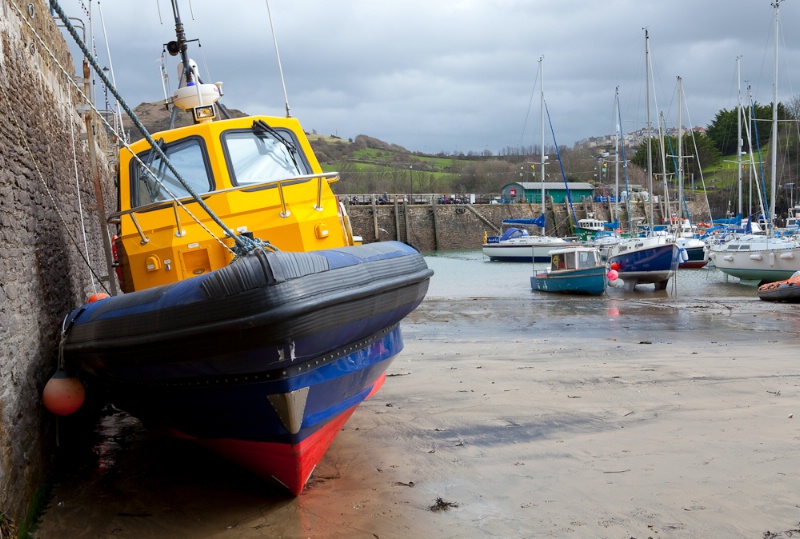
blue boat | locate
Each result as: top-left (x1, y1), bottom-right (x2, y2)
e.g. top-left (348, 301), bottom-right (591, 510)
top-left (530, 247), bottom-right (608, 295)
top-left (607, 236), bottom-right (679, 290)
top-left (61, 241), bottom-right (432, 494)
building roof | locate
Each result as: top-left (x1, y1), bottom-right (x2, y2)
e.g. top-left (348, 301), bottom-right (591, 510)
top-left (505, 182), bottom-right (595, 190)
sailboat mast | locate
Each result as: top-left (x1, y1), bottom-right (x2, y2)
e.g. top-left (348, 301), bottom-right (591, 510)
top-left (540, 55), bottom-right (546, 236)
top-left (614, 86), bottom-right (620, 222)
top-left (736, 56), bottom-right (743, 217)
top-left (677, 76), bottom-right (683, 223)
top-left (770, 0), bottom-right (780, 231)
top-left (645, 30), bottom-right (654, 232)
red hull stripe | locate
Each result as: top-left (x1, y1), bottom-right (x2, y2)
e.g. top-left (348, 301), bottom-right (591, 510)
top-left (365, 372), bottom-right (386, 400)
top-left (196, 404), bottom-right (359, 495)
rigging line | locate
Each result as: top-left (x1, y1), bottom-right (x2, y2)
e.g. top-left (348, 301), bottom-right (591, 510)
top-left (96, 0), bottom-right (126, 141)
top-left (750, 99), bottom-right (769, 219)
top-left (0, 75), bottom-right (110, 295)
top-left (155, 0), bottom-right (163, 24)
top-left (680, 85), bottom-right (713, 221)
top-left (743, 95), bottom-right (767, 221)
top-left (51, 0), bottom-right (256, 256)
top-left (617, 94), bottom-right (632, 232)
top-left (197, 41), bottom-right (212, 85)
top-left (50, 0), bottom-right (244, 252)
top-left (751, 6), bottom-right (777, 103)
top-left (68, 83), bottom-right (98, 294)
top-left (16, 0), bottom-right (234, 256)
top-left (519, 61), bottom-right (541, 148)
top-left (544, 100), bottom-right (577, 226)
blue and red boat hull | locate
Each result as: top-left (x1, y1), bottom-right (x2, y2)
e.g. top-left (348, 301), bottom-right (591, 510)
top-left (61, 242), bottom-right (432, 494)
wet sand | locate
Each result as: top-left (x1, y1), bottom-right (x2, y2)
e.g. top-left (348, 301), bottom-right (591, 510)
top-left (35, 295), bottom-right (800, 538)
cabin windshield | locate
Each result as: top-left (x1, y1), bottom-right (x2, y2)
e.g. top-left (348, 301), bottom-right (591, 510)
top-left (578, 251), bottom-right (595, 268)
top-left (131, 137), bottom-right (212, 208)
top-left (223, 129), bottom-right (310, 185)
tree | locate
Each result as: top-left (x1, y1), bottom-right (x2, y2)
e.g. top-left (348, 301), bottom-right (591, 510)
top-left (631, 132), bottom-right (720, 185)
top-left (706, 102), bottom-right (787, 155)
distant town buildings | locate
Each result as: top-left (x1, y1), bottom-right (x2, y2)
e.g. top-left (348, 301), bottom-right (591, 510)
top-left (576, 126), bottom-right (707, 150)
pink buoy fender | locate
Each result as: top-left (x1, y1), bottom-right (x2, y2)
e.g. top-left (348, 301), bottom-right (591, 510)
top-left (43, 368), bottom-right (85, 415)
top-left (607, 269), bottom-right (619, 281)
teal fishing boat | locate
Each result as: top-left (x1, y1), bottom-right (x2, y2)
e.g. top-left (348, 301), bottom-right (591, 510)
top-left (530, 246), bottom-right (608, 296)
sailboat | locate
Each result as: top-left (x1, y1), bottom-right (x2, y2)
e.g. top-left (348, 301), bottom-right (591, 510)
top-left (482, 56), bottom-right (569, 262)
top-left (707, 1), bottom-right (800, 284)
top-left (607, 31), bottom-right (679, 291)
top-left (51, 1), bottom-right (432, 495)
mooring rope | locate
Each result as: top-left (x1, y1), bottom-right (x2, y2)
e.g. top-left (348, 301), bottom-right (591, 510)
top-left (48, 0), bottom-right (269, 259)
top-left (67, 83), bottom-right (98, 294)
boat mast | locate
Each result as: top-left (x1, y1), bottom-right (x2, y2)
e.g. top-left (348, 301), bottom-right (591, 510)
top-left (736, 56), bottom-right (743, 217)
top-left (614, 86), bottom-right (620, 222)
top-left (645, 30), bottom-right (654, 233)
top-left (169, 0), bottom-right (194, 88)
top-left (677, 76), bottom-right (683, 225)
top-left (770, 0), bottom-right (781, 232)
top-left (539, 55), bottom-right (546, 236)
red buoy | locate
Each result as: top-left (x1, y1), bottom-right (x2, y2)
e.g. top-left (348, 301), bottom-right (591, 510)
top-left (43, 369), bottom-right (85, 415)
top-left (88, 292), bottom-right (110, 303)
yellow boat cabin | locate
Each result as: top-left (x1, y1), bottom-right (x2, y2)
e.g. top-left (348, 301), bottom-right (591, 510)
top-left (111, 115), bottom-right (355, 293)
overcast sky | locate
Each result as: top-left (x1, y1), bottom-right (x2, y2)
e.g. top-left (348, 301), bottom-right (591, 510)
top-left (62, 0), bottom-right (799, 155)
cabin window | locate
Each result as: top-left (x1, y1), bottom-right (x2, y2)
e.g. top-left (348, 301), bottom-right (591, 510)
top-left (131, 137), bottom-right (212, 208)
top-left (223, 129), bottom-right (310, 185)
top-left (578, 251), bottom-right (594, 268)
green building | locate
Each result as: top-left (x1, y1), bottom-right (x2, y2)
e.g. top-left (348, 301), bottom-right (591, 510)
top-left (500, 182), bottom-right (594, 204)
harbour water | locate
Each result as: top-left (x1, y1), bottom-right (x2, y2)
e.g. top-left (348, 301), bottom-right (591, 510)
top-left (423, 249), bottom-right (759, 300)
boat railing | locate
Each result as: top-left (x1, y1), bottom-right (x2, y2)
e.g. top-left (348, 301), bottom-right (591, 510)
top-left (107, 172), bottom-right (340, 245)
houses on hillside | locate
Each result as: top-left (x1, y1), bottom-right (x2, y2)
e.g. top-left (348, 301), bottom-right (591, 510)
top-left (577, 125), bottom-right (707, 150)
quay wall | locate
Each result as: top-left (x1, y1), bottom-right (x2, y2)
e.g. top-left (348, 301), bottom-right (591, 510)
top-left (344, 196), bottom-right (712, 250)
top-left (0, 0), bottom-right (116, 532)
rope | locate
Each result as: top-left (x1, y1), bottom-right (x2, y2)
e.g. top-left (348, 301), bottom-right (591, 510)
top-left (544, 101), bottom-right (578, 226)
top-left (49, 0), bottom-right (264, 259)
top-left (67, 84), bottom-right (98, 294)
top-left (0, 72), bottom-right (110, 294)
top-left (17, 1), bottom-right (239, 259)
top-left (96, 0), bottom-right (126, 141)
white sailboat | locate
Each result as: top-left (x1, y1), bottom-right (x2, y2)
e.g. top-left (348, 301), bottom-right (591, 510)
top-left (707, 0), bottom-right (800, 284)
top-left (607, 30), bottom-right (679, 291)
top-left (482, 56), bottom-right (569, 262)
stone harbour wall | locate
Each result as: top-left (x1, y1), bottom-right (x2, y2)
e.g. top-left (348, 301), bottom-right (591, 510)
top-left (0, 0), bottom-right (116, 531)
top-left (345, 196), bottom-right (711, 251)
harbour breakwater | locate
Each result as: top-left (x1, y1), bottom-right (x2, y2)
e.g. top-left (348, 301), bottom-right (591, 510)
top-left (344, 195), bottom-right (712, 250)
top-left (0, 1), bottom-right (116, 532)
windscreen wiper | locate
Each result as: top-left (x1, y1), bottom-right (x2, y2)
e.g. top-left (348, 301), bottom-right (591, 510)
top-left (252, 119), bottom-right (300, 169)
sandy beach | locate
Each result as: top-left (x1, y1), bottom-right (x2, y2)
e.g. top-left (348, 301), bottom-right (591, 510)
top-left (35, 294), bottom-right (800, 538)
